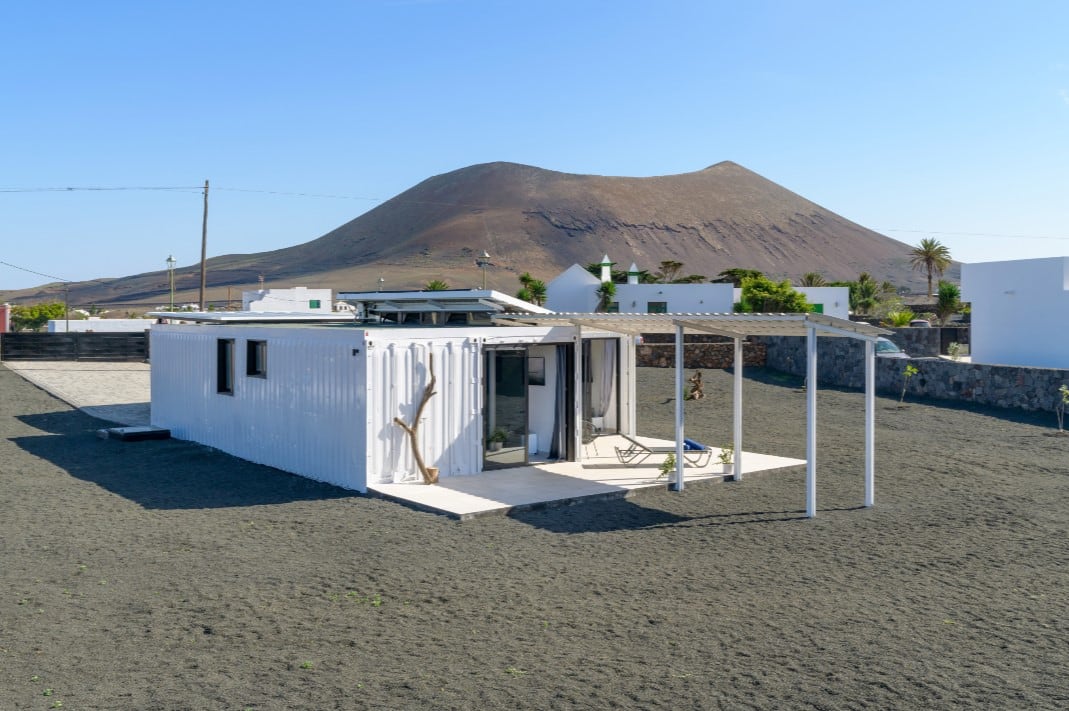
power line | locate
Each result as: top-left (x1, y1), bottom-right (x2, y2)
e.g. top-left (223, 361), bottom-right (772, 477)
top-left (0, 260), bottom-right (68, 283)
top-left (0, 186), bottom-right (201, 193)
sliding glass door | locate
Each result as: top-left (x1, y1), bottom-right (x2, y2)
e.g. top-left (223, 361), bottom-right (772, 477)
top-left (483, 349), bottom-right (528, 469)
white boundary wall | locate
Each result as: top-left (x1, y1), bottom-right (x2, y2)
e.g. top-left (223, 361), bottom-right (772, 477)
top-left (49, 318), bottom-right (153, 333)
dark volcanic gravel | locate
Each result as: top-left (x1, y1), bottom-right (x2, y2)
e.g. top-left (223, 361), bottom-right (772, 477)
top-left (2, 365), bottom-right (1067, 710)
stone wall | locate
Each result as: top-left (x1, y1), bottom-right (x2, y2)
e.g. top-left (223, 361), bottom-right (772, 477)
top-left (636, 341), bottom-right (767, 369)
top-left (884, 327), bottom-right (970, 357)
top-left (758, 335), bottom-right (1069, 412)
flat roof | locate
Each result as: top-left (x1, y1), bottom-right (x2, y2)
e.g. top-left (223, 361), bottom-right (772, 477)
top-left (492, 312), bottom-right (891, 340)
top-left (337, 289), bottom-right (552, 314)
top-left (147, 311), bottom-right (355, 323)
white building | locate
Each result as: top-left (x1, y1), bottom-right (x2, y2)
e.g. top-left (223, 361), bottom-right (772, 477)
top-left (48, 317), bottom-right (152, 333)
top-left (545, 257), bottom-right (848, 318)
top-left (150, 318), bottom-right (632, 493)
top-left (962, 256), bottom-right (1069, 369)
top-left (243, 286), bottom-right (333, 313)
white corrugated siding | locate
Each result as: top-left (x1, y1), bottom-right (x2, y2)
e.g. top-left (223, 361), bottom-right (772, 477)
top-left (151, 325), bottom-right (368, 491)
top-left (365, 336), bottom-right (481, 484)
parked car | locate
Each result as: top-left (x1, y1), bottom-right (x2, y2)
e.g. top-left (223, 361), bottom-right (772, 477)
top-left (909, 319), bottom-right (931, 327)
top-left (875, 337), bottom-right (909, 359)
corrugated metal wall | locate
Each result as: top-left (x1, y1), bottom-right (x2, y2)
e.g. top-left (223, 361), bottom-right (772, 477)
top-left (365, 336), bottom-right (481, 484)
top-left (151, 325), bottom-right (367, 491)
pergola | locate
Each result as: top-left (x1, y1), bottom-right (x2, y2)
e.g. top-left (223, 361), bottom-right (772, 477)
top-left (494, 312), bottom-right (891, 518)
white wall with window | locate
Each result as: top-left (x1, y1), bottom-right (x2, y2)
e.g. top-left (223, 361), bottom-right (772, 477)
top-left (243, 287), bottom-right (332, 313)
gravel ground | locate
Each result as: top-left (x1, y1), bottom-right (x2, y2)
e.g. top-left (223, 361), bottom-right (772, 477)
top-left (1, 364), bottom-right (1067, 710)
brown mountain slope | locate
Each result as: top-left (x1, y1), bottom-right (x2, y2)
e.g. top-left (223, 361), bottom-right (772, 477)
top-left (3, 161), bottom-right (947, 307)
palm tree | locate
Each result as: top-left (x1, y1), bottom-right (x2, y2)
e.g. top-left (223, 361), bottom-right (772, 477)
top-left (909, 238), bottom-right (952, 296)
top-left (799, 272), bottom-right (826, 287)
top-left (425, 279), bottom-right (450, 291)
top-left (516, 272), bottom-right (547, 306)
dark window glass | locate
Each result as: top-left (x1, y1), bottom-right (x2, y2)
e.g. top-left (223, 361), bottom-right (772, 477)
top-left (217, 339), bottom-right (234, 394)
top-left (246, 340), bottom-right (267, 377)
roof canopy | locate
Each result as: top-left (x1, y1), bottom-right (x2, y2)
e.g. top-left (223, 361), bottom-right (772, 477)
top-left (147, 311), bottom-right (354, 323)
top-left (493, 312), bottom-right (891, 340)
top-left (338, 289), bottom-right (551, 315)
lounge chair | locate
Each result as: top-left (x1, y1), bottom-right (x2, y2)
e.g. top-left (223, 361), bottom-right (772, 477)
top-left (613, 434), bottom-right (712, 467)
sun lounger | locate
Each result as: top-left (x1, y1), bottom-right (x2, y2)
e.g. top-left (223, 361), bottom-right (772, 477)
top-left (613, 434), bottom-right (712, 467)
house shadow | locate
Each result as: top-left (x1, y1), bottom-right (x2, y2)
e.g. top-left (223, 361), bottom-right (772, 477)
top-left (14, 410), bottom-right (357, 510)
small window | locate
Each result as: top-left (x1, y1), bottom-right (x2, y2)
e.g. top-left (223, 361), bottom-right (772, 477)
top-left (606, 302), bottom-right (620, 313)
top-left (309, 299), bottom-right (321, 309)
top-left (809, 303), bottom-right (824, 314)
top-left (647, 301), bottom-right (668, 314)
top-left (216, 339), bottom-right (234, 394)
top-left (246, 340), bottom-right (267, 377)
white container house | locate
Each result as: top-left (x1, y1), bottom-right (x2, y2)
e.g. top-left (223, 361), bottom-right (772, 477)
top-left (150, 321), bottom-right (633, 493)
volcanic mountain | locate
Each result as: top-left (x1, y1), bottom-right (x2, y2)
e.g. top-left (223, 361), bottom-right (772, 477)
top-left (3, 161), bottom-right (943, 307)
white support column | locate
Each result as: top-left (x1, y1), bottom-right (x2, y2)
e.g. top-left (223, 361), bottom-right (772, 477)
top-left (732, 337), bottom-right (743, 481)
top-left (806, 327), bottom-right (818, 518)
top-left (672, 324), bottom-right (685, 491)
top-left (628, 334), bottom-right (638, 436)
top-left (865, 338), bottom-right (875, 507)
top-left (574, 326), bottom-right (584, 463)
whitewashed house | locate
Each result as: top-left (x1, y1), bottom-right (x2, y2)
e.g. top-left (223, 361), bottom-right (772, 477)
top-left (243, 286), bottom-right (333, 313)
top-left (546, 256), bottom-right (849, 318)
top-left (962, 256), bottom-right (1069, 369)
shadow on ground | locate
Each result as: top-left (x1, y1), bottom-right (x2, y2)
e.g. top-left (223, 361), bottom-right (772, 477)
top-left (14, 410), bottom-right (357, 510)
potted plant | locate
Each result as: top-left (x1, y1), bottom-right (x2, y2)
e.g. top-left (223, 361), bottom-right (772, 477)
top-left (488, 428), bottom-right (508, 451)
top-left (717, 445), bottom-right (734, 475)
top-left (658, 453), bottom-right (676, 480)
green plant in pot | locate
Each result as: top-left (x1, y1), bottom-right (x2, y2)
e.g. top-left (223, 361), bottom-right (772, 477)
top-left (488, 428), bottom-right (508, 451)
top-left (658, 453), bottom-right (676, 479)
top-left (717, 445), bottom-right (734, 473)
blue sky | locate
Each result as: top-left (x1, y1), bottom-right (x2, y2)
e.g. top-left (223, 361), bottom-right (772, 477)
top-left (3, 1), bottom-right (1067, 292)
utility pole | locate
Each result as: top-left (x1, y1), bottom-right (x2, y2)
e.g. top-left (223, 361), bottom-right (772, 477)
top-left (198, 179), bottom-right (209, 310)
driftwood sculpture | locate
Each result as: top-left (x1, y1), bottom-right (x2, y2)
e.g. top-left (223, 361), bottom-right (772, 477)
top-left (393, 353), bottom-right (439, 484)
top-left (686, 370), bottom-right (704, 400)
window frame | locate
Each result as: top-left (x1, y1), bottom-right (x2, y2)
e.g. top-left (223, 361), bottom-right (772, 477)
top-left (216, 339), bottom-right (235, 395)
top-left (246, 339), bottom-right (267, 378)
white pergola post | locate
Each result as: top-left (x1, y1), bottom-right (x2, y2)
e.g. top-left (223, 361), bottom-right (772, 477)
top-left (574, 325), bottom-right (584, 463)
top-left (865, 338), bottom-right (875, 507)
top-left (672, 323), bottom-right (685, 491)
top-left (806, 326), bottom-right (818, 518)
top-left (627, 333), bottom-right (638, 437)
top-left (733, 337), bottom-right (743, 481)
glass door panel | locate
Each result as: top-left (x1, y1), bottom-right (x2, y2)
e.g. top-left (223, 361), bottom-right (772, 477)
top-left (484, 349), bottom-right (528, 469)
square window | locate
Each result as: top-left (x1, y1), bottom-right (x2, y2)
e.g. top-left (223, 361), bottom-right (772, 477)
top-left (217, 339), bottom-right (234, 394)
top-left (309, 299), bottom-right (321, 309)
top-left (606, 302), bottom-right (620, 313)
top-left (246, 340), bottom-right (267, 377)
top-left (647, 301), bottom-right (668, 314)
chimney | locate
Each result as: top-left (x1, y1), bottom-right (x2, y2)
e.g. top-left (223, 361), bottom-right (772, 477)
top-left (627, 262), bottom-right (640, 285)
top-left (599, 255), bottom-right (612, 284)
